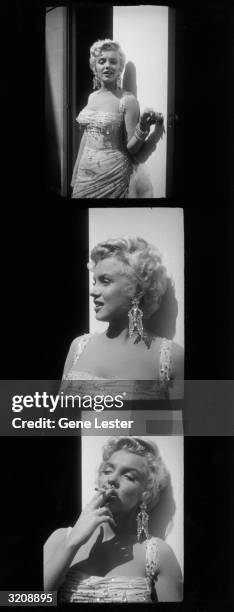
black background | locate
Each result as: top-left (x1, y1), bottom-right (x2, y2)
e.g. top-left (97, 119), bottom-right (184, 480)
top-left (2, 0), bottom-right (234, 610)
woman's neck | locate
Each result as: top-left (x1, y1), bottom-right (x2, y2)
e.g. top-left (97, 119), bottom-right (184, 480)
top-left (106, 317), bottom-right (151, 342)
top-left (102, 510), bottom-right (137, 543)
top-left (106, 320), bottom-right (129, 339)
top-left (99, 82), bottom-right (118, 94)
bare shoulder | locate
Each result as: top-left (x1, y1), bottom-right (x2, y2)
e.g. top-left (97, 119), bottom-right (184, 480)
top-left (66, 335), bottom-right (84, 359)
top-left (87, 91), bottom-right (100, 108)
top-left (87, 91), bottom-right (98, 102)
top-left (122, 89), bottom-right (137, 99)
top-left (70, 333), bottom-right (92, 352)
top-left (44, 528), bottom-right (68, 556)
top-left (122, 91), bottom-right (139, 111)
top-left (151, 537), bottom-right (182, 576)
top-left (62, 334), bottom-right (92, 378)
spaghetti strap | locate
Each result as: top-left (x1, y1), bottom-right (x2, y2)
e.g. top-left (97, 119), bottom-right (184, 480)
top-left (159, 338), bottom-right (172, 382)
top-left (70, 334), bottom-right (92, 369)
top-left (118, 96), bottom-right (126, 113)
top-left (145, 538), bottom-right (159, 582)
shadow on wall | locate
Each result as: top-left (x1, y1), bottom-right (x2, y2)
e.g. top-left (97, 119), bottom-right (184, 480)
top-left (123, 61), bottom-right (137, 97)
top-left (150, 474), bottom-right (176, 539)
top-left (123, 61), bottom-right (165, 199)
top-left (123, 60), bottom-right (165, 165)
top-left (45, 56), bottom-right (61, 194)
top-left (148, 279), bottom-right (178, 340)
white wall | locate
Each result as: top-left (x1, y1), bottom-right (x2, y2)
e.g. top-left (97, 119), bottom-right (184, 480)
top-left (45, 7), bottom-right (68, 194)
top-left (113, 5), bottom-right (169, 197)
top-left (82, 435), bottom-right (184, 571)
top-left (89, 207), bottom-right (184, 347)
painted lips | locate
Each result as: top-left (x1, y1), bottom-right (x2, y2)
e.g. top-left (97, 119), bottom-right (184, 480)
top-left (94, 301), bottom-right (103, 311)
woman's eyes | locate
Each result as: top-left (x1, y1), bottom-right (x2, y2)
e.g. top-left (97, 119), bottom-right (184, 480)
top-left (125, 474), bottom-right (135, 482)
top-left (100, 277), bottom-right (111, 285)
top-left (92, 278), bottom-right (111, 286)
top-left (103, 469), bottom-right (135, 481)
top-left (98, 59), bottom-right (117, 65)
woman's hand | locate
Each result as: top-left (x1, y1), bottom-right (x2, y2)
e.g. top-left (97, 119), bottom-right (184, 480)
top-left (44, 490), bottom-right (116, 592)
top-left (67, 491), bottom-right (116, 549)
top-left (140, 108), bottom-right (164, 131)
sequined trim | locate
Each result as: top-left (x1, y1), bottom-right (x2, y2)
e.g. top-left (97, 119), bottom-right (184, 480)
top-left (159, 338), bottom-right (172, 382)
top-left (60, 574), bottom-right (152, 603)
top-left (118, 97), bottom-right (126, 113)
top-left (63, 334), bottom-right (92, 380)
top-left (145, 537), bottom-right (159, 584)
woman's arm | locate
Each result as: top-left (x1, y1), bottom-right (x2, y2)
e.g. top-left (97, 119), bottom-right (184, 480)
top-left (155, 540), bottom-right (183, 602)
top-left (124, 95), bottom-right (142, 155)
top-left (44, 492), bottom-right (116, 591)
top-left (44, 528), bottom-right (80, 592)
top-left (124, 95), bottom-right (163, 156)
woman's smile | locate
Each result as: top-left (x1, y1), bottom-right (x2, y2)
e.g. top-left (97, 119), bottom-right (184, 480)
top-left (95, 50), bottom-right (121, 85)
top-left (94, 300), bottom-right (104, 312)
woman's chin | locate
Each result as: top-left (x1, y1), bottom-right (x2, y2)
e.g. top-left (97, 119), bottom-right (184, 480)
top-left (95, 311), bottom-right (108, 322)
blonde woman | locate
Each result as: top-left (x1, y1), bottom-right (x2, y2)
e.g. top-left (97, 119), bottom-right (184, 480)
top-left (71, 39), bottom-right (163, 198)
top-left (62, 237), bottom-right (183, 400)
top-left (44, 437), bottom-right (182, 602)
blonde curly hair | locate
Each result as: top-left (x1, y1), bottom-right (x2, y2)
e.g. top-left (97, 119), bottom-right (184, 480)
top-left (89, 39), bottom-right (126, 76)
top-left (98, 437), bottom-right (169, 509)
top-left (88, 237), bottom-right (168, 318)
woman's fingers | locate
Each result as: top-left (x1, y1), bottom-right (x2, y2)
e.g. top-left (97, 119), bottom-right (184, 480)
top-left (142, 109), bottom-right (164, 124)
top-left (96, 506), bottom-right (116, 525)
top-left (155, 112), bottom-right (164, 124)
top-left (87, 491), bottom-right (106, 509)
top-left (96, 512), bottom-right (116, 528)
top-left (101, 516), bottom-right (116, 528)
top-left (96, 505), bottom-right (113, 516)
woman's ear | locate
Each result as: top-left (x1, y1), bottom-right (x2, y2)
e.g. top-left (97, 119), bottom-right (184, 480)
top-left (141, 490), bottom-right (150, 505)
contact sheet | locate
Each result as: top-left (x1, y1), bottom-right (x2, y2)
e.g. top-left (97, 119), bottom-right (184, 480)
top-left (2, 0), bottom-right (233, 610)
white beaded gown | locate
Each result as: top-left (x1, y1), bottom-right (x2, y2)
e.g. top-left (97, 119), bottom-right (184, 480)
top-left (71, 96), bottom-right (133, 199)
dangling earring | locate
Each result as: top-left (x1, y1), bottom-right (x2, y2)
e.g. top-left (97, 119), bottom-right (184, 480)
top-left (93, 75), bottom-right (100, 90)
top-left (128, 296), bottom-right (144, 342)
top-left (137, 501), bottom-right (150, 541)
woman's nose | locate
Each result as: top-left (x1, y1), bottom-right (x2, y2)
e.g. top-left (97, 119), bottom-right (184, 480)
top-left (90, 284), bottom-right (100, 297)
top-left (108, 474), bottom-right (119, 488)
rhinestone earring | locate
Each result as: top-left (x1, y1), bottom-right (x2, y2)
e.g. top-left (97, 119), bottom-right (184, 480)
top-left (137, 501), bottom-right (150, 541)
top-left (128, 296), bottom-right (144, 341)
top-left (117, 75), bottom-right (122, 89)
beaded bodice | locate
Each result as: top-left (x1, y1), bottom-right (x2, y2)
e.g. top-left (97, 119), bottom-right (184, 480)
top-left (59, 537), bottom-right (159, 603)
top-left (60, 574), bottom-right (152, 603)
top-left (77, 99), bottom-right (126, 152)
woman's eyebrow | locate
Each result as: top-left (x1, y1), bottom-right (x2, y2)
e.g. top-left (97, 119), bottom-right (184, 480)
top-left (97, 273), bottom-right (114, 281)
top-left (104, 462), bottom-right (143, 477)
